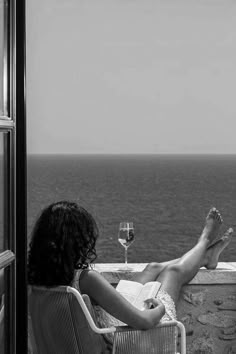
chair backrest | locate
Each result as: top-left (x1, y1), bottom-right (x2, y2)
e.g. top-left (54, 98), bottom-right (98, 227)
top-left (113, 321), bottom-right (185, 354)
top-left (28, 286), bottom-right (108, 354)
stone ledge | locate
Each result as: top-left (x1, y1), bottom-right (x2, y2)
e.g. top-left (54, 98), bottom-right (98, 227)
top-left (94, 262), bottom-right (236, 284)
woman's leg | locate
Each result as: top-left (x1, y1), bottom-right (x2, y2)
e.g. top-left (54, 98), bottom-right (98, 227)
top-left (132, 208), bottom-right (223, 288)
top-left (131, 259), bottom-right (180, 284)
top-left (156, 227), bottom-right (232, 304)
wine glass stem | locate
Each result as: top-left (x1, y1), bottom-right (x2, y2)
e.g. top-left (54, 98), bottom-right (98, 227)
top-left (125, 247), bottom-right (128, 265)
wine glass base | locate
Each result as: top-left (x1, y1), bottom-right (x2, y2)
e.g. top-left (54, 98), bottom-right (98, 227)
top-left (117, 265), bottom-right (134, 272)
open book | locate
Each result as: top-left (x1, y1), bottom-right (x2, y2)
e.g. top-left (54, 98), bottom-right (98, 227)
top-left (116, 279), bottom-right (161, 311)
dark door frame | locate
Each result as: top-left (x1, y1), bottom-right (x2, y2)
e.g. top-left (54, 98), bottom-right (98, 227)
top-left (15, 0), bottom-right (27, 352)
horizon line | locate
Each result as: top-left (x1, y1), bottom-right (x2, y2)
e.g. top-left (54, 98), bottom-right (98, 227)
top-left (27, 152), bottom-right (236, 156)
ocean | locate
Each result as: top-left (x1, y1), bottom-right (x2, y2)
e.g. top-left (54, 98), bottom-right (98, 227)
top-left (27, 154), bottom-right (236, 263)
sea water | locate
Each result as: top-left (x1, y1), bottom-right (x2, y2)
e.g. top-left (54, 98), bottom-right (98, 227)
top-left (27, 154), bottom-right (236, 263)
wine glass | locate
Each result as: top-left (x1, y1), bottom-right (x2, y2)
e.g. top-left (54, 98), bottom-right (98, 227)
top-left (118, 222), bottom-right (135, 269)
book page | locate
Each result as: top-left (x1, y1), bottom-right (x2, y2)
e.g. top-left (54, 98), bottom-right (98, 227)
top-left (116, 280), bottom-right (161, 310)
top-left (133, 281), bottom-right (161, 310)
top-left (116, 280), bottom-right (143, 305)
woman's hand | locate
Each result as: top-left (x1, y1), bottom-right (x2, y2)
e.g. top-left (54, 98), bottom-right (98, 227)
top-left (144, 297), bottom-right (165, 311)
top-left (144, 298), bottom-right (166, 326)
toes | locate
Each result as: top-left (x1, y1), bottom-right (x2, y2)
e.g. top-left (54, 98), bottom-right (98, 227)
top-left (216, 210), bottom-right (223, 224)
top-left (207, 207), bottom-right (216, 218)
top-left (215, 229), bottom-right (233, 246)
top-left (222, 227), bottom-right (233, 240)
top-left (207, 207), bottom-right (223, 224)
top-left (227, 227), bottom-right (233, 234)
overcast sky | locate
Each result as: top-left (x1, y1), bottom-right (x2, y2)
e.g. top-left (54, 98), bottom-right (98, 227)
top-left (26, 0), bottom-right (236, 154)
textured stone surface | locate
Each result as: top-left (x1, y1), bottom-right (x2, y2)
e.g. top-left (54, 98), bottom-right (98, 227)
top-left (183, 289), bottom-right (207, 306)
top-left (180, 313), bottom-right (194, 336)
top-left (197, 311), bottom-right (235, 328)
top-left (222, 342), bottom-right (236, 354)
top-left (187, 331), bottom-right (214, 354)
top-left (217, 296), bottom-right (236, 311)
top-left (178, 285), bottom-right (236, 354)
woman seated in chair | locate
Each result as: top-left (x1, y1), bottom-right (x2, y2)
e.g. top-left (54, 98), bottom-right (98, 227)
top-left (28, 201), bottom-right (233, 335)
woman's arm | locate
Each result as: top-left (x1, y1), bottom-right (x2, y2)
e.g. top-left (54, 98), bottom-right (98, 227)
top-left (79, 270), bottom-right (165, 330)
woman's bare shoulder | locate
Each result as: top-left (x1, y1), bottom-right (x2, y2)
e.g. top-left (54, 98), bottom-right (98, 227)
top-left (80, 268), bottom-right (111, 290)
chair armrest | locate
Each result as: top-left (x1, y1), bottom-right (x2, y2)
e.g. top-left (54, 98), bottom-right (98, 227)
top-left (67, 286), bottom-right (117, 335)
top-left (114, 320), bottom-right (179, 332)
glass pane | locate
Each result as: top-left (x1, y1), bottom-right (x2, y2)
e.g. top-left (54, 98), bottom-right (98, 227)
top-left (0, 0), bottom-right (6, 116)
top-left (0, 1), bottom-right (4, 116)
top-left (0, 268), bottom-right (5, 353)
top-left (0, 133), bottom-right (6, 252)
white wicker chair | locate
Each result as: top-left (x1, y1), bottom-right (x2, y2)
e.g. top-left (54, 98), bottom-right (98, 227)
top-left (28, 285), bottom-right (186, 354)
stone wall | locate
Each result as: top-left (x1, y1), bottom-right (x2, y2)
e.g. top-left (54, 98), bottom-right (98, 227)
top-left (95, 262), bottom-right (236, 354)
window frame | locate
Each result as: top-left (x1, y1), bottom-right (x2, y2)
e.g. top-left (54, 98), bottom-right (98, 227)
top-left (0, 0), bottom-right (27, 352)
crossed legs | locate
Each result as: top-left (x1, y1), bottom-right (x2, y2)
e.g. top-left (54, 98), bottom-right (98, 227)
top-left (132, 208), bottom-right (233, 305)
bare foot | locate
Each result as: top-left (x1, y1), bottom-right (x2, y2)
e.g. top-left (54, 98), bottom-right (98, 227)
top-left (199, 207), bottom-right (223, 245)
top-left (204, 228), bottom-right (233, 269)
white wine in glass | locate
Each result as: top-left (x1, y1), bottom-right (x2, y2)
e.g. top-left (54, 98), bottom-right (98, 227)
top-left (118, 222), bottom-right (134, 267)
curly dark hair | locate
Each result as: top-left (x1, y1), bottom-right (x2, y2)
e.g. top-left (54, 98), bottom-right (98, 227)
top-left (28, 201), bottom-right (99, 286)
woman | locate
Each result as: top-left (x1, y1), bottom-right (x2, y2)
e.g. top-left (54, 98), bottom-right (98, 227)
top-left (28, 201), bottom-right (233, 333)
